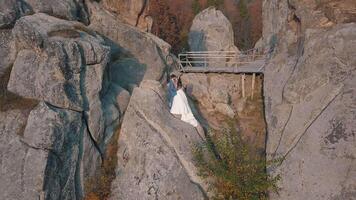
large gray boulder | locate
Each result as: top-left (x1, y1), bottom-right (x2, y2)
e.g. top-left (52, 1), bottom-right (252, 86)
top-left (0, 29), bottom-right (16, 77)
top-left (25, 0), bottom-right (89, 24)
top-left (188, 7), bottom-right (239, 67)
top-left (262, 0), bottom-right (356, 198)
top-left (189, 7), bottom-right (238, 52)
top-left (266, 23), bottom-right (356, 200)
top-left (0, 0), bottom-right (32, 28)
top-left (0, 102), bottom-right (100, 200)
top-left (0, 0), bottom-right (89, 28)
top-left (23, 102), bottom-right (85, 200)
top-left (1, 11), bottom-right (130, 200)
top-left (8, 13), bottom-right (109, 111)
top-left (101, 0), bottom-right (152, 31)
top-left (110, 81), bottom-right (208, 200)
top-left (7, 13), bottom-right (122, 148)
top-left (0, 108), bottom-right (34, 200)
top-left (1, 1), bottom-right (180, 200)
top-left (87, 1), bottom-right (170, 85)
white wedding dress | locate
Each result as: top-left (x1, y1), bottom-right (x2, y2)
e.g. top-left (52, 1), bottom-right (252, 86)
top-left (170, 89), bottom-right (199, 127)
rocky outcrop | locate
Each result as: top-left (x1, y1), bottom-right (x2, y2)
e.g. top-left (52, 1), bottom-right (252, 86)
top-left (0, 0), bottom-right (89, 28)
top-left (101, 0), bottom-right (152, 31)
top-left (8, 14), bottom-right (108, 110)
top-left (1, 1), bottom-right (198, 200)
top-left (84, 3), bottom-right (211, 198)
top-left (0, 29), bottom-right (16, 77)
top-left (110, 80), bottom-right (207, 200)
top-left (7, 13), bottom-right (116, 149)
top-left (0, 9), bottom-right (125, 200)
top-left (262, 0), bottom-right (356, 199)
top-left (3, 0), bottom-right (354, 199)
top-left (23, 102), bottom-right (91, 200)
top-left (0, 0), bottom-right (32, 28)
top-left (87, 1), bottom-right (170, 88)
top-left (188, 7), bottom-right (239, 67)
top-left (188, 7), bottom-right (240, 67)
top-left (181, 73), bottom-right (266, 153)
top-left (0, 108), bottom-right (35, 199)
top-left (0, 101), bottom-right (102, 200)
top-left (25, 0), bottom-right (89, 24)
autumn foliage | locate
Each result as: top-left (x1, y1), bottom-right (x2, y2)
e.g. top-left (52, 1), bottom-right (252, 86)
top-left (148, 0), bottom-right (263, 53)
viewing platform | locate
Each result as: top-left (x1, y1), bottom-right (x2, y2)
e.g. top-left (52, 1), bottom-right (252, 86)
top-left (166, 49), bottom-right (268, 99)
top-left (172, 49), bottom-right (267, 74)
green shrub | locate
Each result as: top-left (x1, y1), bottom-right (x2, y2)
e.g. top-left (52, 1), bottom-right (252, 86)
top-left (207, 0), bottom-right (224, 8)
top-left (192, 0), bottom-right (224, 15)
top-left (238, 0), bottom-right (249, 19)
top-left (193, 125), bottom-right (280, 200)
top-left (192, 0), bottom-right (202, 15)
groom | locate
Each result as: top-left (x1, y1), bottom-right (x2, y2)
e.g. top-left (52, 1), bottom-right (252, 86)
top-left (167, 73), bottom-right (206, 140)
top-left (167, 74), bottom-right (178, 108)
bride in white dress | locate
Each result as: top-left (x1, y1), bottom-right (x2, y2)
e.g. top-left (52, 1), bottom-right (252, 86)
top-left (170, 77), bottom-right (205, 139)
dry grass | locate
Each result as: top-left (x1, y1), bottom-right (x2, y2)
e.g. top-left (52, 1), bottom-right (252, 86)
top-left (84, 128), bottom-right (120, 200)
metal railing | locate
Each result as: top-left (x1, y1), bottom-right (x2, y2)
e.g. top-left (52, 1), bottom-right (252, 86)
top-left (176, 49), bottom-right (266, 71)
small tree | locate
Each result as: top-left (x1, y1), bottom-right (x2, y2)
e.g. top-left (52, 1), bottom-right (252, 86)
top-left (207, 0), bottom-right (224, 8)
top-left (192, 0), bottom-right (201, 15)
top-left (238, 0), bottom-right (249, 19)
top-left (193, 124), bottom-right (280, 200)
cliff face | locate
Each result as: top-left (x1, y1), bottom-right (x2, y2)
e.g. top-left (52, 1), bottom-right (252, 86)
top-left (1, 0), bottom-right (355, 199)
top-left (261, 0), bottom-right (356, 199)
top-left (0, 0), bottom-right (208, 199)
top-left (85, 2), bottom-right (209, 199)
top-left (181, 73), bottom-right (266, 156)
top-left (1, 11), bottom-right (113, 199)
top-left (100, 0), bottom-right (152, 31)
top-left (109, 80), bottom-right (207, 200)
top-left (182, 8), bottom-right (266, 181)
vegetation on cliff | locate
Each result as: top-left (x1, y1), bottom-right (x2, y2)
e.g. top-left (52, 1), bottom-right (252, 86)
top-left (84, 128), bottom-right (120, 200)
top-left (193, 124), bottom-right (280, 200)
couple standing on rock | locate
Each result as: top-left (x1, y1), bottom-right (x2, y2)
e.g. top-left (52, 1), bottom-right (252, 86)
top-left (167, 74), bottom-right (205, 139)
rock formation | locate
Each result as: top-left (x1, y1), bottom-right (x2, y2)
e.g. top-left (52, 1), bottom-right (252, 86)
top-left (101, 0), bottom-right (152, 31)
top-left (0, 11), bottom-right (119, 199)
top-left (261, 0), bottom-right (356, 199)
top-left (188, 7), bottom-right (240, 67)
top-left (181, 73), bottom-right (266, 153)
top-left (0, 0), bottom-right (89, 28)
top-left (86, 1), bottom-right (171, 85)
top-left (189, 7), bottom-right (239, 53)
top-left (82, 2), bottom-right (209, 198)
top-left (1, 0), bottom-right (355, 199)
top-left (0, 0), bottom-right (209, 199)
top-left (110, 80), bottom-right (207, 199)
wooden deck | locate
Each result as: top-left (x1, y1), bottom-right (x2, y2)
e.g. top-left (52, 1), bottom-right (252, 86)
top-left (178, 59), bottom-right (265, 74)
